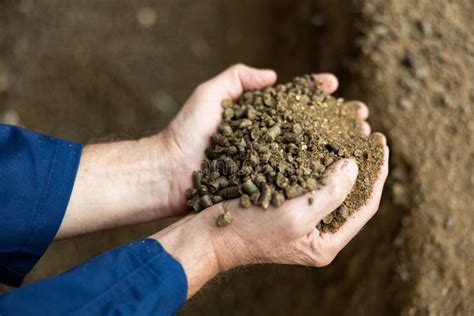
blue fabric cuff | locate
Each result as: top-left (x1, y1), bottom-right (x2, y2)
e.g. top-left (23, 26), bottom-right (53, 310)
top-left (0, 238), bottom-right (188, 315)
top-left (75, 238), bottom-right (188, 315)
top-left (20, 138), bottom-right (83, 281)
top-left (0, 125), bottom-right (82, 287)
top-left (24, 139), bottom-right (82, 273)
top-left (122, 238), bottom-right (189, 312)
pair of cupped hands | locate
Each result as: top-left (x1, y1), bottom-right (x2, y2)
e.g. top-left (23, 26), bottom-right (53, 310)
top-left (61, 64), bottom-right (388, 298)
top-left (153, 64), bottom-right (389, 296)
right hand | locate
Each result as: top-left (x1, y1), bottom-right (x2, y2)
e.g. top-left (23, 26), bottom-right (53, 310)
top-left (206, 140), bottom-right (388, 271)
top-left (154, 136), bottom-right (389, 297)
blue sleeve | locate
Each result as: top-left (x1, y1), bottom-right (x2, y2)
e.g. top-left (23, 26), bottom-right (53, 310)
top-left (0, 238), bottom-right (188, 316)
top-left (0, 124), bottom-right (82, 287)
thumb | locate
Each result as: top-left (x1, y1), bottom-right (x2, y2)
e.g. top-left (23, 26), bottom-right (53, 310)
top-left (203, 63), bottom-right (277, 100)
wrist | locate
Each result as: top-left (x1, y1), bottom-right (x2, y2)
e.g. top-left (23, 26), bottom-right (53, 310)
top-left (142, 129), bottom-right (202, 216)
top-left (203, 209), bottom-right (251, 272)
top-left (151, 206), bottom-right (253, 298)
top-left (152, 212), bottom-right (220, 298)
top-left (136, 133), bottom-right (178, 217)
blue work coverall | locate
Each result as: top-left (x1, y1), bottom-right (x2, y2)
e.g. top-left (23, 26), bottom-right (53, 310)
top-left (0, 124), bottom-right (187, 315)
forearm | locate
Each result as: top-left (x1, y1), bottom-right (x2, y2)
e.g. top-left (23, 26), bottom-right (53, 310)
top-left (56, 135), bottom-right (173, 239)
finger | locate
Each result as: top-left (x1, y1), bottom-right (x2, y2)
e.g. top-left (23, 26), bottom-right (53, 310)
top-left (313, 73), bottom-right (339, 95)
top-left (346, 101), bottom-right (369, 120)
top-left (361, 121), bottom-right (371, 136)
top-left (346, 101), bottom-right (370, 136)
top-left (323, 135), bottom-right (389, 249)
top-left (357, 102), bottom-right (370, 120)
top-left (281, 159), bottom-right (358, 231)
top-left (204, 63), bottom-right (277, 100)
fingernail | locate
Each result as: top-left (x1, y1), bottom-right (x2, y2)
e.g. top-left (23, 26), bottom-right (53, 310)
top-left (341, 159), bottom-right (358, 182)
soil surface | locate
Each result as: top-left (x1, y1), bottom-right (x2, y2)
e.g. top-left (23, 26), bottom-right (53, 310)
top-left (345, 1), bottom-right (474, 314)
top-left (1, 0), bottom-right (472, 315)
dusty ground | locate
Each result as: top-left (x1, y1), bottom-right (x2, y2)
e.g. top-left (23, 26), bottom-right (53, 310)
top-left (0, 0), bottom-right (472, 315)
top-left (347, 1), bottom-right (474, 314)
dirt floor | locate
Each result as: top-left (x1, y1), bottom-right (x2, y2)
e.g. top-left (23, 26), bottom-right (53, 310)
top-left (346, 1), bottom-right (474, 314)
top-left (0, 0), bottom-right (473, 315)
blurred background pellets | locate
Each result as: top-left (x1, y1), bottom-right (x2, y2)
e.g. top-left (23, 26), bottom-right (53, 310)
top-left (136, 7), bottom-right (157, 28)
top-left (1, 109), bottom-right (20, 125)
top-left (0, 72), bottom-right (9, 93)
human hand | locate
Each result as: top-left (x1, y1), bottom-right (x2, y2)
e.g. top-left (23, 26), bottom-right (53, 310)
top-left (154, 138), bottom-right (388, 296)
top-left (209, 140), bottom-right (388, 270)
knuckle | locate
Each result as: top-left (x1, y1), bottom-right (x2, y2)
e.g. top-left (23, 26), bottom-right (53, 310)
top-left (310, 240), bottom-right (339, 267)
top-left (329, 176), bottom-right (352, 201)
top-left (232, 63), bottom-right (246, 71)
top-left (229, 63), bottom-right (244, 78)
top-left (227, 64), bottom-right (247, 88)
top-left (194, 82), bottom-right (210, 95)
